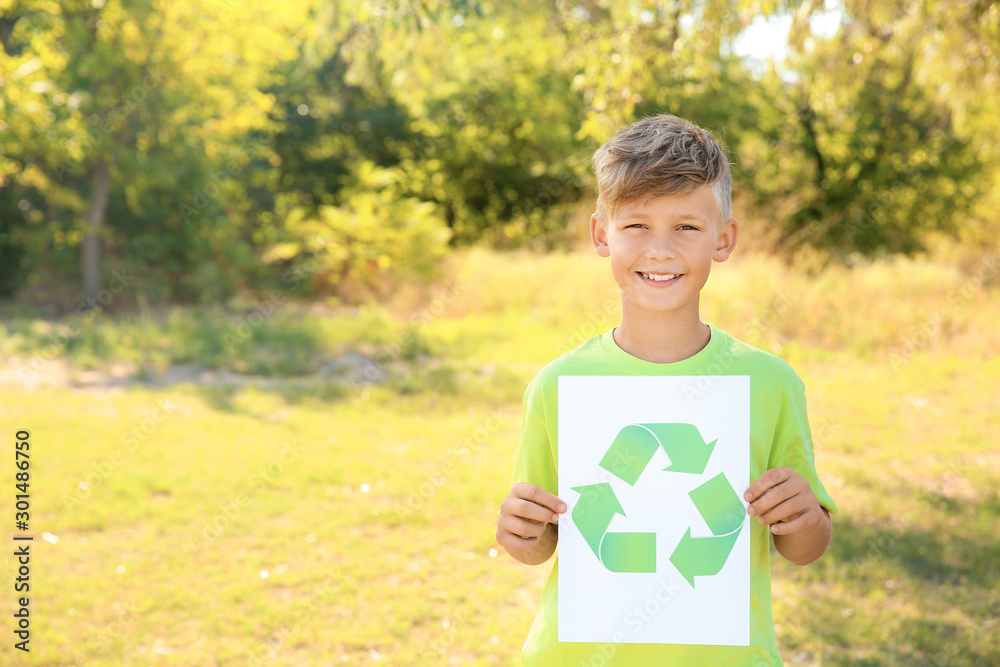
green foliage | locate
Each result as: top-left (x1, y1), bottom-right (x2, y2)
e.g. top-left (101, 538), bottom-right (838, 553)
top-left (275, 160), bottom-right (452, 297)
top-left (1, 0), bottom-right (999, 307)
top-left (752, 0), bottom-right (999, 255)
top-left (0, 0), bottom-right (309, 302)
top-left (261, 1), bottom-right (588, 249)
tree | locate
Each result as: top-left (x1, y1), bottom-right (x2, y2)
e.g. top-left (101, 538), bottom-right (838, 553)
top-left (263, 0), bottom-right (589, 255)
top-left (0, 0), bottom-right (309, 305)
top-left (759, 0), bottom-right (1000, 254)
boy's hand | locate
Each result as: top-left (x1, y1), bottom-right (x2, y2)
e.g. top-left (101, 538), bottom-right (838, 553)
top-left (744, 467), bottom-right (824, 535)
top-left (744, 467), bottom-right (832, 565)
top-left (496, 483), bottom-right (566, 565)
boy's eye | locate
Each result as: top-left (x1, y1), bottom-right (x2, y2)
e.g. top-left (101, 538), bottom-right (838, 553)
top-left (679, 224), bottom-right (699, 231)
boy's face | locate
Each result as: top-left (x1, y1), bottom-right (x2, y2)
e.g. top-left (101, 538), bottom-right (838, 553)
top-left (590, 186), bottom-right (738, 319)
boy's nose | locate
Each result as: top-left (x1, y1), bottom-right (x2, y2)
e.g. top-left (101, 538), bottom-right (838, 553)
top-left (645, 235), bottom-right (676, 259)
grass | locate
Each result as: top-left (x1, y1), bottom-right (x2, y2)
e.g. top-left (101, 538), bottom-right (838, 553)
top-left (5, 248), bottom-right (999, 374)
top-left (1, 247), bottom-right (998, 665)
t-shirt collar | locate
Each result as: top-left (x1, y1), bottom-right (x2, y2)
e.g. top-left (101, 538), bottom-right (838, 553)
top-left (599, 322), bottom-right (726, 374)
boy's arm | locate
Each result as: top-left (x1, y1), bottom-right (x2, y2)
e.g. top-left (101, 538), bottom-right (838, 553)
top-left (772, 506), bottom-right (832, 566)
top-left (744, 467), bottom-right (833, 566)
top-left (496, 483), bottom-right (566, 565)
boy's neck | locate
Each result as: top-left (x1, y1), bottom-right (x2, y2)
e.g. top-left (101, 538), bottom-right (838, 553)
top-left (613, 310), bottom-right (711, 364)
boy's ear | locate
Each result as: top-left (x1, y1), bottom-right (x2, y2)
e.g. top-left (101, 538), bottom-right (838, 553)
top-left (590, 213), bottom-right (610, 257)
top-left (713, 218), bottom-right (739, 262)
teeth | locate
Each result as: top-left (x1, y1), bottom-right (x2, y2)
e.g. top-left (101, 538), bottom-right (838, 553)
top-left (642, 273), bottom-right (679, 281)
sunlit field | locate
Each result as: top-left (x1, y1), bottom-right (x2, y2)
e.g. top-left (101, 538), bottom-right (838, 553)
top-left (2, 248), bottom-right (998, 666)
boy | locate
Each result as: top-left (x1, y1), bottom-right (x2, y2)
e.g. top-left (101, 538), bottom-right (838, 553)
top-left (495, 114), bottom-right (838, 665)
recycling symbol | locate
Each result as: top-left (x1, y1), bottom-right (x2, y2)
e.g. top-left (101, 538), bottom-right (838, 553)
top-left (571, 423), bottom-right (745, 587)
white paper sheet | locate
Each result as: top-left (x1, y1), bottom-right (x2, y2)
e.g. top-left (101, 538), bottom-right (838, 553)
top-left (557, 375), bottom-right (751, 646)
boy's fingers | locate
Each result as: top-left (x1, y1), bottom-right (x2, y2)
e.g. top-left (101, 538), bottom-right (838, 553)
top-left (768, 507), bottom-right (822, 535)
top-left (513, 483), bottom-right (567, 516)
top-left (509, 497), bottom-right (560, 524)
top-left (756, 492), bottom-right (818, 526)
top-left (754, 497), bottom-right (802, 526)
top-left (496, 528), bottom-right (538, 552)
top-left (743, 467), bottom-right (793, 502)
top-left (746, 480), bottom-right (796, 517)
top-left (500, 496), bottom-right (558, 525)
top-left (497, 527), bottom-right (556, 553)
top-left (497, 514), bottom-right (549, 540)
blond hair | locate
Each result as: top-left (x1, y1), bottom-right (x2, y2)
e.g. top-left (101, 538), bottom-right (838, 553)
top-left (591, 114), bottom-right (732, 224)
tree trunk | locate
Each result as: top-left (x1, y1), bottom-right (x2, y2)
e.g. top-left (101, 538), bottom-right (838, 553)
top-left (82, 157), bottom-right (110, 308)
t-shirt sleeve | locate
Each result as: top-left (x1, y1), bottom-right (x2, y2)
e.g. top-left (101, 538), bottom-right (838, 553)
top-left (768, 377), bottom-right (840, 514)
top-left (510, 373), bottom-right (558, 495)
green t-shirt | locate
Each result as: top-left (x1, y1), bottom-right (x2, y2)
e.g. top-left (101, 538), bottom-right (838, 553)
top-left (511, 324), bottom-right (839, 666)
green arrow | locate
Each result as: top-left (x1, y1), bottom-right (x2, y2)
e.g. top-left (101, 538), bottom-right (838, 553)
top-left (598, 424), bottom-right (659, 486)
top-left (670, 473), bottom-right (747, 586)
top-left (599, 423), bottom-right (716, 485)
top-left (572, 484), bottom-right (656, 573)
top-left (571, 483), bottom-right (625, 558)
top-left (647, 423), bottom-right (717, 475)
top-left (688, 473), bottom-right (746, 534)
top-left (669, 524), bottom-right (742, 586)
top-left (600, 532), bottom-right (656, 573)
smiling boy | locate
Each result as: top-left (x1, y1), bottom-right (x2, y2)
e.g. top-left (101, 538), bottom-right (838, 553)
top-left (496, 114), bottom-right (839, 665)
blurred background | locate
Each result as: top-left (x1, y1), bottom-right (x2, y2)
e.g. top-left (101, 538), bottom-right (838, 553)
top-left (1, 1), bottom-right (998, 665)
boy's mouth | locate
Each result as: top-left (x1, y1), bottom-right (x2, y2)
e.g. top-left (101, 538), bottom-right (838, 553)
top-left (638, 272), bottom-right (682, 283)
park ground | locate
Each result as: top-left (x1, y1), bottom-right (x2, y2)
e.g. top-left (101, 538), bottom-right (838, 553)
top-left (1, 247), bottom-right (998, 665)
